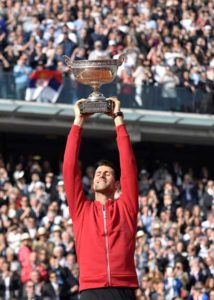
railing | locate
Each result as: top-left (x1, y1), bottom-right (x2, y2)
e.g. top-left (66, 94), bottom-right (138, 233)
top-left (0, 72), bottom-right (213, 114)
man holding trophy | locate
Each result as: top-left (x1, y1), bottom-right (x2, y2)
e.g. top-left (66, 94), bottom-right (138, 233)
top-left (63, 55), bottom-right (138, 300)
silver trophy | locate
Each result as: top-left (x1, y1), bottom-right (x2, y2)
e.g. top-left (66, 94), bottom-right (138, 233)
top-left (64, 55), bottom-right (124, 114)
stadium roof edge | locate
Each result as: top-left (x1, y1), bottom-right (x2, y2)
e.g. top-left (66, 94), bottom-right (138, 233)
top-left (1, 99), bottom-right (214, 145)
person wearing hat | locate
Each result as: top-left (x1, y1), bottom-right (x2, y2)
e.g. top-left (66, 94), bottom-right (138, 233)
top-left (54, 180), bottom-right (67, 206)
top-left (28, 171), bottom-right (41, 194)
top-left (15, 172), bottom-right (29, 195)
top-left (151, 222), bottom-right (162, 238)
top-left (34, 181), bottom-right (50, 208)
top-left (49, 224), bottom-right (63, 248)
top-left (33, 227), bottom-right (54, 255)
top-left (63, 97), bottom-right (138, 300)
top-left (88, 40), bottom-right (110, 60)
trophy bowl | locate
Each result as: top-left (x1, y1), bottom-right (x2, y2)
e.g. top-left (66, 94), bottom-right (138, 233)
top-left (64, 54), bottom-right (124, 114)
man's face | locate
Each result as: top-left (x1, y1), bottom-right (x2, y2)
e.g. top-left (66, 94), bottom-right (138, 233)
top-left (93, 165), bottom-right (116, 194)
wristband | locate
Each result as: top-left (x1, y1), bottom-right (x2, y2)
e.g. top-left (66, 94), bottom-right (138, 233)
top-left (113, 111), bottom-right (124, 119)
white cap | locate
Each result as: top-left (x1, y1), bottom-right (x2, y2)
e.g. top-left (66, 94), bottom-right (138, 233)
top-left (136, 230), bottom-right (145, 238)
top-left (153, 223), bottom-right (161, 229)
top-left (94, 40), bottom-right (102, 46)
top-left (210, 58), bottom-right (214, 68)
top-left (108, 40), bottom-right (116, 46)
top-left (67, 219), bottom-right (73, 225)
top-left (67, 22), bottom-right (75, 31)
top-left (14, 170), bottom-right (25, 180)
top-left (8, 209), bottom-right (16, 219)
top-left (37, 227), bottom-right (46, 236)
top-left (51, 225), bottom-right (61, 232)
top-left (35, 181), bottom-right (45, 190)
top-left (21, 233), bottom-right (31, 241)
top-left (204, 25), bottom-right (211, 31)
top-left (57, 180), bottom-right (64, 186)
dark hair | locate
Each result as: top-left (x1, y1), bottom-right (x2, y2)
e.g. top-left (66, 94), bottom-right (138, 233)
top-left (95, 160), bottom-right (120, 181)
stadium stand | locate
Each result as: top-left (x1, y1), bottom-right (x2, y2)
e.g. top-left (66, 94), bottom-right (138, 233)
top-left (0, 0), bottom-right (213, 112)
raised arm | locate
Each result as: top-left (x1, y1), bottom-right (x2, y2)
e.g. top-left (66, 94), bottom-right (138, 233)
top-left (110, 97), bottom-right (139, 214)
top-left (63, 100), bottom-right (87, 220)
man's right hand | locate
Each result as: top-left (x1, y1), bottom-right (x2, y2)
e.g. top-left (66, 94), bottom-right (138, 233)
top-left (73, 99), bottom-right (92, 127)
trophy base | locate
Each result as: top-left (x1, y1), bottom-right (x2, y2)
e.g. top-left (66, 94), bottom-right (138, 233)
top-left (80, 100), bottom-right (113, 114)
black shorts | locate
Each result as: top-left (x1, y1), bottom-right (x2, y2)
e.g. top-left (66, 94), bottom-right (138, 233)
top-left (80, 287), bottom-right (137, 300)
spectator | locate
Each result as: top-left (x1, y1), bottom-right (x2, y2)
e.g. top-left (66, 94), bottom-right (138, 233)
top-left (132, 56), bottom-right (147, 107)
top-left (0, 259), bottom-right (21, 300)
top-left (159, 66), bottom-right (179, 111)
top-left (151, 279), bottom-right (165, 300)
top-left (6, 225), bottom-right (21, 254)
top-left (174, 262), bottom-right (189, 295)
top-left (29, 269), bottom-right (44, 298)
top-left (33, 227), bottom-right (54, 255)
top-left (17, 195), bottom-right (36, 222)
top-left (34, 181), bottom-right (50, 208)
top-left (29, 42), bottom-right (47, 69)
top-left (18, 233), bottom-right (32, 283)
top-left (181, 174), bottom-right (198, 209)
top-left (5, 247), bottom-right (20, 273)
top-left (119, 68), bottom-right (134, 107)
top-left (42, 270), bottom-right (65, 300)
top-left (88, 40), bottom-right (109, 60)
top-left (209, 289), bottom-right (214, 300)
top-left (59, 32), bottom-right (77, 58)
top-left (21, 279), bottom-right (41, 300)
top-left (13, 54), bottom-right (32, 100)
top-left (188, 281), bottom-right (209, 300)
top-left (28, 171), bottom-right (41, 194)
top-left (164, 266), bottom-right (182, 300)
top-left (64, 253), bottom-right (79, 300)
top-left (202, 180), bottom-right (214, 215)
top-left (188, 258), bottom-right (208, 288)
top-left (35, 248), bottom-right (48, 282)
top-left (0, 51), bottom-right (11, 99)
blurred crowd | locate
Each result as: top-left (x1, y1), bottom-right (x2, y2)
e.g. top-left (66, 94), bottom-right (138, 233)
top-left (0, 151), bottom-right (214, 299)
top-left (0, 0), bottom-right (213, 110)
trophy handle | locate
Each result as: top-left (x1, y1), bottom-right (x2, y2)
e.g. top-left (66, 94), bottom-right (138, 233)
top-left (63, 55), bottom-right (73, 68)
top-left (117, 54), bottom-right (125, 66)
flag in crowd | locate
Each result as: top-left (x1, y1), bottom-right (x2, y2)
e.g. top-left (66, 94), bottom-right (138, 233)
top-left (25, 70), bottom-right (63, 103)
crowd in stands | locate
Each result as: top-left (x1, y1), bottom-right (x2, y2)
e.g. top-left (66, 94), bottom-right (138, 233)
top-left (0, 0), bottom-right (213, 111)
top-left (0, 151), bottom-right (214, 299)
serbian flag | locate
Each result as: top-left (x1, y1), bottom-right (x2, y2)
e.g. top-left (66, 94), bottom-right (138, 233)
top-left (25, 70), bottom-right (63, 103)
